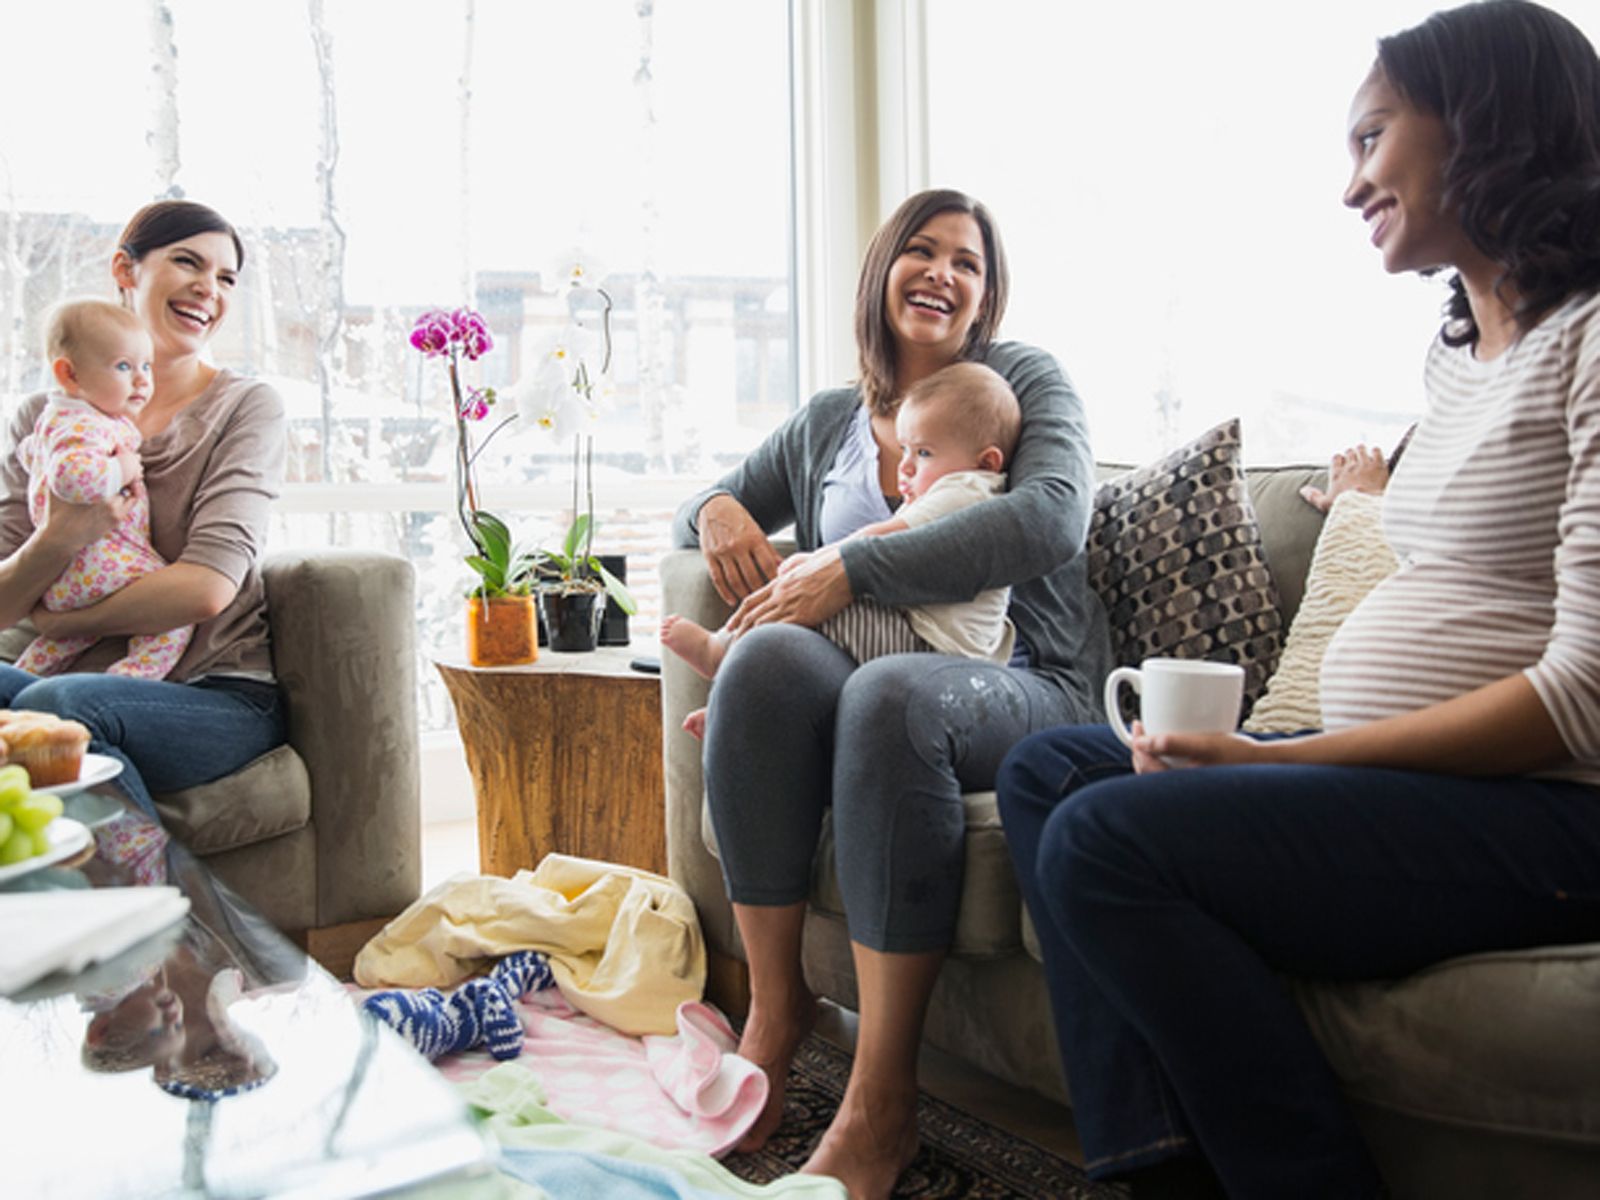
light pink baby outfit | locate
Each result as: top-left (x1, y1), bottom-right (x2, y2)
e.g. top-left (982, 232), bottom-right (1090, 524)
top-left (15, 395), bottom-right (191, 678)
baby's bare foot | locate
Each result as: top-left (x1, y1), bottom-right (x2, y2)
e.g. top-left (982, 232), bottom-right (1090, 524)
top-left (660, 613), bottom-right (729, 680)
top-left (683, 707), bottom-right (708, 740)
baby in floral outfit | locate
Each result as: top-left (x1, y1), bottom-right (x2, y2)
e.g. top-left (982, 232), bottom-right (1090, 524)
top-left (15, 298), bottom-right (191, 678)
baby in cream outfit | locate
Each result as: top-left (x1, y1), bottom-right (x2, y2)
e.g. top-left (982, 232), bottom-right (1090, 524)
top-left (663, 361), bottom-right (1021, 737)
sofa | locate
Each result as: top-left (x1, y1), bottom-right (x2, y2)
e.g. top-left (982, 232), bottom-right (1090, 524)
top-left (0, 548), bottom-right (423, 975)
top-left (660, 450), bottom-right (1600, 1198)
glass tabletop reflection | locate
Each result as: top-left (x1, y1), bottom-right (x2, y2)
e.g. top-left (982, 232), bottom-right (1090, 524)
top-left (1, 782), bottom-right (493, 1199)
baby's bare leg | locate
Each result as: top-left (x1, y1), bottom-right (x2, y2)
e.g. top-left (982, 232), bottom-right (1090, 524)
top-left (659, 613), bottom-right (732, 680)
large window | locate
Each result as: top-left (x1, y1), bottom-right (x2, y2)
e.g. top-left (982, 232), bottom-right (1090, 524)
top-left (925, 0), bottom-right (1600, 465)
top-left (1, 1), bottom-right (794, 733)
top-left (11, 2), bottom-right (1600, 742)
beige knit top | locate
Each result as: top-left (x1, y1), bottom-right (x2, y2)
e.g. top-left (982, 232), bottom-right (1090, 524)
top-left (0, 369), bottom-right (285, 682)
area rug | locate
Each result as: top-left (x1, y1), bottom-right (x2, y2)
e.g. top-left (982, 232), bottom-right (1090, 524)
top-left (721, 1034), bottom-right (1125, 1199)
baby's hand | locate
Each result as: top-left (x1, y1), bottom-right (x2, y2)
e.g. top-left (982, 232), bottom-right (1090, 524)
top-left (113, 446), bottom-right (143, 493)
top-left (1300, 444), bottom-right (1388, 513)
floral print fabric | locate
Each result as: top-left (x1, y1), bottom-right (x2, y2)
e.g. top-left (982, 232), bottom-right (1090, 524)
top-left (14, 398), bottom-right (192, 679)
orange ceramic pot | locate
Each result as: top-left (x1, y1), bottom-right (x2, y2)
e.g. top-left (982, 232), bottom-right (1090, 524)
top-left (466, 594), bottom-right (537, 666)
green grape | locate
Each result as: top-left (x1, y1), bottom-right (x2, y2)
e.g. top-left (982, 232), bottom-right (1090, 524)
top-left (0, 827), bottom-right (32, 865)
top-left (0, 766), bottom-right (27, 811)
top-left (12, 793), bottom-right (63, 834)
top-left (29, 828), bottom-right (50, 856)
top-left (0, 811), bottom-right (10, 845)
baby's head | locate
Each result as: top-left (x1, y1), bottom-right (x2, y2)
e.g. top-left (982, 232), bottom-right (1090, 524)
top-left (45, 298), bottom-right (154, 419)
top-left (895, 361), bottom-right (1020, 502)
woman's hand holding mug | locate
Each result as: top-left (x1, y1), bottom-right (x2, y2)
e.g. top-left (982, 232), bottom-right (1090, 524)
top-left (1105, 657), bottom-right (1246, 768)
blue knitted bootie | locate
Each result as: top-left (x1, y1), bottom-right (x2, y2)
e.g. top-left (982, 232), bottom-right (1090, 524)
top-left (363, 949), bottom-right (555, 1061)
top-left (491, 948), bottom-right (555, 997)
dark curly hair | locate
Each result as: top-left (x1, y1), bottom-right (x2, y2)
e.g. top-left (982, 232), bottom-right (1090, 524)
top-left (1378, 0), bottom-right (1600, 346)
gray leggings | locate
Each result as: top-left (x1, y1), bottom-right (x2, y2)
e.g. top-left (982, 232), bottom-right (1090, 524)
top-left (702, 623), bottom-right (1090, 953)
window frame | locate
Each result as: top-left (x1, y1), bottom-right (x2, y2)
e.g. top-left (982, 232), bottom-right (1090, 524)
top-left (787, 0), bottom-right (931, 404)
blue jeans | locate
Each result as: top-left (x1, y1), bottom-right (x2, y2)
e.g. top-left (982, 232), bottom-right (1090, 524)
top-left (996, 723), bottom-right (1600, 1199)
top-left (0, 665), bottom-right (287, 821)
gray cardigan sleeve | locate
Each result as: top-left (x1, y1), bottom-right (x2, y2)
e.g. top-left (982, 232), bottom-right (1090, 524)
top-left (840, 342), bottom-right (1094, 606)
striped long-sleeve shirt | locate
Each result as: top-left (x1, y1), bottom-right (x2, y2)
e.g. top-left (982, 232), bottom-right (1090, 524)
top-left (1320, 289), bottom-right (1600, 787)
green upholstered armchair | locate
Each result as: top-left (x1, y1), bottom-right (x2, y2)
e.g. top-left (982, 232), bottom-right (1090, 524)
top-left (0, 548), bottom-right (425, 974)
top-left (166, 548), bottom-right (423, 973)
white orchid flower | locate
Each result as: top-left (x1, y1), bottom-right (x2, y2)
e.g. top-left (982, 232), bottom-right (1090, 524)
top-left (514, 349), bottom-right (599, 441)
top-left (548, 247), bottom-right (610, 294)
top-left (549, 392), bottom-right (595, 440)
top-left (514, 354), bottom-right (572, 430)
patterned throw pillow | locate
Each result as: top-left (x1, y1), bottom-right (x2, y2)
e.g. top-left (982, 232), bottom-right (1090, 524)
top-left (1087, 418), bottom-right (1284, 713)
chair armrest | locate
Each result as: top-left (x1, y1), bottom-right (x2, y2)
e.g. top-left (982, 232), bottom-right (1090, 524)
top-left (659, 542), bottom-right (798, 957)
top-left (659, 550), bottom-right (738, 955)
top-left (263, 548), bottom-right (421, 927)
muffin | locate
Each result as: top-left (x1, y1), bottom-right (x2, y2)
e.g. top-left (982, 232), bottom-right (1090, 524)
top-left (0, 710), bottom-right (91, 786)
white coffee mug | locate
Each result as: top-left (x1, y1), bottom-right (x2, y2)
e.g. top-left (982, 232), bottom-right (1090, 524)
top-left (1104, 657), bottom-right (1246, 749)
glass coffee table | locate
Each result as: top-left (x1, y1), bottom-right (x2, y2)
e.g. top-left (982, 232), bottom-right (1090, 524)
top-left (1, 772), bottom-right (496, 1198)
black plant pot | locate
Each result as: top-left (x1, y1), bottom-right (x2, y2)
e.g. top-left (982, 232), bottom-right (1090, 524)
top-left (537, 588), bottom-right (605, 652)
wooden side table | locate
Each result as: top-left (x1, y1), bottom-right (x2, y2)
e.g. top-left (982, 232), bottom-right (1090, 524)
top-left (435, 646), bottom-right (665, 877)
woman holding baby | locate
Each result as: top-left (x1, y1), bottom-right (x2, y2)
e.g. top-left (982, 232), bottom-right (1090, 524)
top-left (0, 199), bottom-right (286, 823)
top-left (998, 3), bottom-right (1600, 1195)
top-left (671, 187), bottom-right (1111, 1198)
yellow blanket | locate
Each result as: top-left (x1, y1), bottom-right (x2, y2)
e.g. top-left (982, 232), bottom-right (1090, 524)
top-left (353, 854), bottom-right (705, 1036)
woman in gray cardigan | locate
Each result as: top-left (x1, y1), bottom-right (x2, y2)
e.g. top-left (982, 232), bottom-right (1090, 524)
top-left (672, 188), bottom-right (1109, 1198)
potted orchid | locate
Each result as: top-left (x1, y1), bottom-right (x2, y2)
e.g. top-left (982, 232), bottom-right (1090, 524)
top-left (515, 259), bottom-right (637, 651)
top-left (409, 306), bottom-right (540, 666)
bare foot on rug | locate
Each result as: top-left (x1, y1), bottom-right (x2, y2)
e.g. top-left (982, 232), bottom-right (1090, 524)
top-left (660, 613), bottom-right (730, 680)
top-left (735, 990), bottom-right (820, 1153)
top-left (683, 707), bottom-right (708, 740)
top-left (800, 1084), bottom-right (920, 1200)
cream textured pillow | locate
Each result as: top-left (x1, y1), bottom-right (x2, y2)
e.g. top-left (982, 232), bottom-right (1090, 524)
top-left (1243, 490), bottom-right (1397, 733)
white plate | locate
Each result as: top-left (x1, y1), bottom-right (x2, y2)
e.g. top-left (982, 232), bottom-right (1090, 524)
top-left (31, 753), bottom-right (123, 799)
top-left (0, 817), bottom-right (94, 885)
top-left (62, 789), bottom-right (122, 829)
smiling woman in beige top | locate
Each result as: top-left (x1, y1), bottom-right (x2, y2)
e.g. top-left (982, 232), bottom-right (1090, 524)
top-left (0, 199), bottom-right (287, 824)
